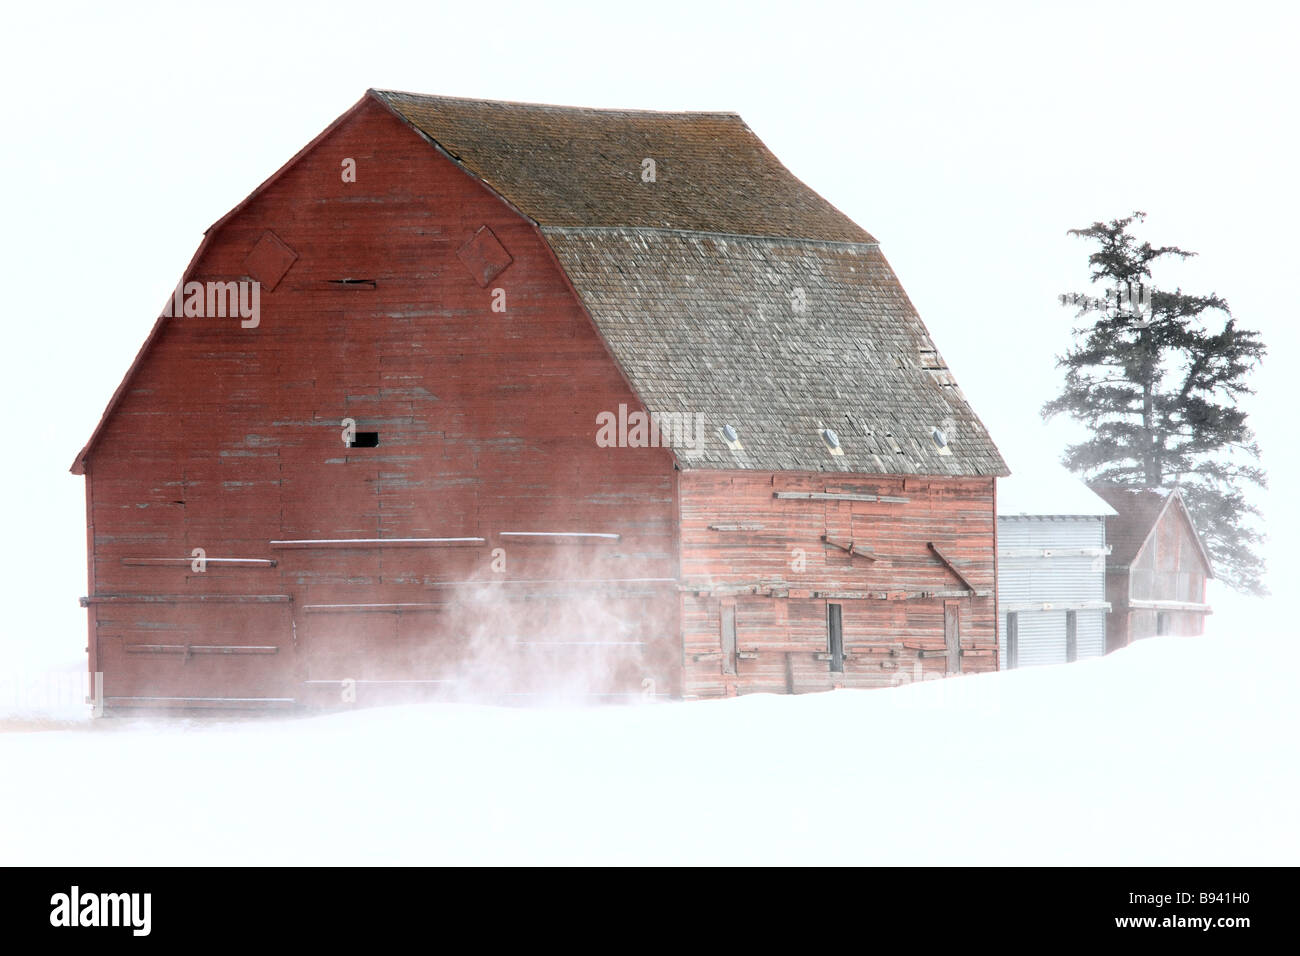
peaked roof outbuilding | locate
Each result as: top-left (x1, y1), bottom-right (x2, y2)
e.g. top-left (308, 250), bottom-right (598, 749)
top-left (1090, 485), bottom-right (1214, 576)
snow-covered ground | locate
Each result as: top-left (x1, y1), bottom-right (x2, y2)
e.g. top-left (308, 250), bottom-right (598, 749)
top-left (1, 604), bottom-right (1296, 865)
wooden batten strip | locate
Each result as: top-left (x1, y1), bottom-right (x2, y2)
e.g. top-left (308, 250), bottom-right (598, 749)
top-left (926, 541), bottom-right (980, 593)
top-left (103, 697), bottom-right (297, 708)
top-left (81, 594), bottom-right (291, 605)
top-left (997, 547), bottom-right (1111, 559)
top-left (513, 641), bottom-right (646, 647)
top-left (814, 588), bottom-right (988, 600)
top-left (122, 557), bottom-right (277, 568)
top-left (845, 643), bottom-right (904, 656)
top-left (421, 577), bottom-right (674, 589)
top-left (497, 532), bottom-right (621, 542)
top-left (301, 679), bottom-right (459, 686)
top-left (679, 583), bottom-right (987, 600)
top-left (708, 523), bottom-right (765, 531)
top-left (1127, 600), bottom-right (1213, 613)
top-left (1002, 600), bottom-right (1111, 612)
top-left (269, 537), bottom-right (485, 549)
top-left (821, 534), bottom-right (877, 560)
top-left (125, 644), bottom-right (279, 655)
top-left (774, 491), bottom-right (909, 503)
top-left (302, 603), bottom-right (449, 614)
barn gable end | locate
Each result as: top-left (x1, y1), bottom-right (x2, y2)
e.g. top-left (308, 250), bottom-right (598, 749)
top-left (77, 95), bottom-right (680, 708)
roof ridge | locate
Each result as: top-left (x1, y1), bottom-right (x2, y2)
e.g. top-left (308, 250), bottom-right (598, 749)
top-left (374, 89), bottom-right (874, 243)
top-left (372, 88), bottom-right (743, 120)
top-left (541, 225), bottom-right (881, 250)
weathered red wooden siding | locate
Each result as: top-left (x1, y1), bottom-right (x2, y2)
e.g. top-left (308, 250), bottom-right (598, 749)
top-left (1107, 501), bottom-right (1211, 650)
top-left (83, 97), bottom-right (680, 708)
top-left (677, 471), bottom-right (997, 697)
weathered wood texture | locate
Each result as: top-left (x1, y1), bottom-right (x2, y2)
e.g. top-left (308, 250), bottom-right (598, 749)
top-left (83, 98), bottom-right (680, 707)
top-left (1106, 500), bottom-right (1210, 651)
top-left (677, 471), bottom-right (997, 697)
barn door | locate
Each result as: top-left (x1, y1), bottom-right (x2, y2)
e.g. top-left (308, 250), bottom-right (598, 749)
top-left (944, 602), bottom-right (961, 675)
top-left (827, 603), bottom-right (844, 673)
top-left (720, 600), bottom-right (737, 676)
top-left (96, 600), bottom-right (295, 708)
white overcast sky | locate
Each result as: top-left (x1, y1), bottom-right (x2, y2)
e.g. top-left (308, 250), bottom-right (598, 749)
top-left (1, 0), bottom-right (1295, 665)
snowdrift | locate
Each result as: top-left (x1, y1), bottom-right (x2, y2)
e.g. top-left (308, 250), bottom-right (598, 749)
top-left (1, 620), bottom-right (1296, 865)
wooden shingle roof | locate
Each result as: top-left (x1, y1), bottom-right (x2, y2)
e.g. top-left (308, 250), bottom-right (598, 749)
top-left (375, 91), bottom-right (1006, 477)
top-left (546, 229), bottom-right (1003, 475)
top-left (375, 90), bottom-right (871, 242)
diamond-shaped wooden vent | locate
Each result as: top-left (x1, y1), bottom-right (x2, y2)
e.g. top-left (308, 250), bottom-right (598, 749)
top-left (457, 226), bottom-right (513, 287)
top-left (242, 230), bottom-right (299, 292)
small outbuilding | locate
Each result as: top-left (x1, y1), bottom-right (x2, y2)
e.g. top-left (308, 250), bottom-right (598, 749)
top-left (996, 462), bottom-right (1116, 669)
top-left (1090, 486), bottom-right (1214, 651)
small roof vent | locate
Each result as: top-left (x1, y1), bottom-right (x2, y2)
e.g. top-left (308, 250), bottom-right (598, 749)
top-left (821, 428), bottom-right (844, 456)
top-left (721, 424), bottom-right (743, 451)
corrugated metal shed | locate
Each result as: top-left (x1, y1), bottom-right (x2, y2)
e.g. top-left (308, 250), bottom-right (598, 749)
top-left (996, 462), bottom-right (1115, 669)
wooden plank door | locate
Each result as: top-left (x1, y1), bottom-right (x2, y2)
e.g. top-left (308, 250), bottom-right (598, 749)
top-left (944, 602), bottom-right (961, 675)
top-left (720, 600), bottom-right (738, 676)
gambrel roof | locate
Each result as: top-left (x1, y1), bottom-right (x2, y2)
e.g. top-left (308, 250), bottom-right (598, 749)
top-left (545, 229), bottom-right (1001, 473)
top-left (377, 90), bottom-right (1005, 477)
top-left (73, 90), bottom-right (1007, 478)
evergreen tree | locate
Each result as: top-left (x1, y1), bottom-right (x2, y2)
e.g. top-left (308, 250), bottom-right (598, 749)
top-left (1043, 212), bottom-right (1268, 594)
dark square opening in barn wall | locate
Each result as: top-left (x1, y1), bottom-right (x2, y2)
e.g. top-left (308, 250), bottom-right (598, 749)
top-left (348, 432), bottom-right (379, 448)
top-left (1006, 611), bottom-right (1019, 669)
top-left (1156, 611), bottom-right (1170, 636)
top-left (827, 603), bottom-right (844, 673)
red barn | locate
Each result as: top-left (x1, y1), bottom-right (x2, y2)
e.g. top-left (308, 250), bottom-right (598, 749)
top-left (1092, 486), bottom-right (1215, 651)
top-left (71, 90), bottom-right (1008, 712)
